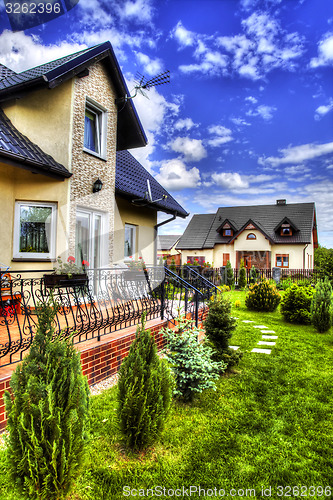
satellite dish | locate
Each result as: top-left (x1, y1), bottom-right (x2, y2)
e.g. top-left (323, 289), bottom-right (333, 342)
top-left (132, 179), bottom-right (168, 207)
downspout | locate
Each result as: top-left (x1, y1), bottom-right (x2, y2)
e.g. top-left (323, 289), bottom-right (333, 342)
top-left (154, 213), bottom-right (177, 265)
top-left (303, 243), bottom-right (309, 269)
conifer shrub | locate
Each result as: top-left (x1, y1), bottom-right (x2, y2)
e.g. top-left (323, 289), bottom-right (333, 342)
top-left (238, 260), bottom-right (247, 289)
top-left (117, 315), bottom-right (173, 451)
top-left (249, 265), bottom-right (257, 284)
top-left (245, 280), bottom-right (281, 312)
top-left (4, 300), bottom-right (90, 500)
top-left (226, 260), bottom-right (234, 288)
top-left (311, 278), bottom-right (333, 333)
top-left (204, 294), bottom-right (243, 369)
top-left (280, 283), bottom-right (315, 324)
top-left (162, 315), bottom-right (224, 402)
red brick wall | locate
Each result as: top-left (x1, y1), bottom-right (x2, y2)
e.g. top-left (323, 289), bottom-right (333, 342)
top-left (0, 319), bottom-right (168, 431)
top-left (0, 308), bottom-right (208, 431)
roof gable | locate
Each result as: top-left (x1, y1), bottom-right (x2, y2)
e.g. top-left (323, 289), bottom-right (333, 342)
top-left (0, 42), bottom-right (147, 151)
top-left (229, 219), bottom-right (275, 244)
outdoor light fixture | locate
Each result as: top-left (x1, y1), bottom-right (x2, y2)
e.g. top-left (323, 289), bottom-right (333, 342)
top-left (93, 178), bottom-right (103, 193)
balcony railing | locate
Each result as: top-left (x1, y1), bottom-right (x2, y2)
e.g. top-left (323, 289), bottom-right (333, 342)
top-left (0, 266), bottom-right (214, 367)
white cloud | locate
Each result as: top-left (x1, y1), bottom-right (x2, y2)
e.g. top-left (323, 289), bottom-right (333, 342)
top-left (310, 33), bottom-right (333, 68)
top-left (211, 172), bottom-right (249, 190)
top-left (172, 21), bottom-right (195, 47)
top-left (117, 0), bottom-right (154, 24)
top-left (247, 104), bottom-right (277, 120)
top-left (0, 30), bottom-right (86, 72)
top-left (155, 159), bottom-right (201, 190)
top-left (135, 52), bottom-right (163, 76)
top-left (175, 11), bottom-right (304, 80)
top-left (174, 118), bottom-right (198, 131)
top-left (169, 137), bottom-right (207, 162)
top-left (230, 117), bottom-right (251, 126)
top-left (315, 99), bottom-right (333, 120)
top-left (207, 124), bottom-right (233, 147)
top-left (133, 85), bottom-right (179, 134)
top-left (284, 165), bottom-right (311, 175)
top-left (245, 96), bottom-right (258, 104)
top-left (259, 141), bottom-right (333, 167)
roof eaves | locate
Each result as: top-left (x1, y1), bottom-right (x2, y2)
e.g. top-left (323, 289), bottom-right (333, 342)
top-left (0, 150), bottom-right (72, 179)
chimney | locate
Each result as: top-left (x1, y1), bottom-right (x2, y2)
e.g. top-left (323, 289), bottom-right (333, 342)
top-left (276, 199), bottom-right (286, 205)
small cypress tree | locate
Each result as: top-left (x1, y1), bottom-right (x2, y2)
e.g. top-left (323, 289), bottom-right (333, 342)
top-left (117, 315), bottom-right (173, 451)
top-left (170, 257), bottom-right (176, 273)
top-left (226, 260), bottom-right (234, 288)
top-left (4, 300), bottom-right (90, 500)
top-left (311, 278), bottom-right (333, 333)
top-left (238, 260), bottom-right (247, 289)
top-left (249, 265), bottom-right (257, 284)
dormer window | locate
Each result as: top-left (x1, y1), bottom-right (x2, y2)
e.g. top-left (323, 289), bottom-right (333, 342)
top-left (223, 229), bottom-right (233, 236)
top-left (281, 224), bottom-right (292, 236)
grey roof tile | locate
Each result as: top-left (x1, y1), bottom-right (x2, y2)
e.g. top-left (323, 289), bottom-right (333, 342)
top-left (178, 203), bottom-right (315, 249)
top-left (157, 235), bottom-right (181, 251)
top-left (116, 150), bottom-right (188, 218)
top-left (0, 109), bottom-right (71, 179)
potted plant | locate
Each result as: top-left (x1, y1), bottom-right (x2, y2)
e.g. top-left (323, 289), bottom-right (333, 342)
top-left (44, 256), bottom-right (89, 288)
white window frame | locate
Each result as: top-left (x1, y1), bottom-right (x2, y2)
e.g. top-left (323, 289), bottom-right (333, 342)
top-left (124, 224), bottom-right (137, 260)
top-left (75, 207), bottom-right (108, 269)
top-left (83, 98), bottom-right (107, 160)
top-left (13, 201), bottom-right (57, 260)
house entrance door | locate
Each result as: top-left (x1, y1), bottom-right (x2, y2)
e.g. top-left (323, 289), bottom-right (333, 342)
top-left (243, 253), bottom-right (252, 270)
top-left (75, 209), bottom-right (107, 269)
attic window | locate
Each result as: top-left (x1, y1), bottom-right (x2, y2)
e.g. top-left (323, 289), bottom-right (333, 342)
top-left (280, 224), bottom-right (292, 236)
top-left (247, 233), bottom-right (256, 240)
top-left (84, 99), bottom-right (107, 159)
top-left (223, 229), bottom-right (233, 236)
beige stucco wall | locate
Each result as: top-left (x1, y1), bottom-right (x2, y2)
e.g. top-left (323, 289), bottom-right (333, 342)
top-left (180, 249), bottom-right (214, 266)
top-left (2, 80), bottom-right (74, 169)
top-left (233, 230), bottom-right (271, 251)
top-left (271, 244), bottom-right (308, 269)
top-left (114, 197), bottom-right (157, 265)
top-left (0, 163), bottom-right (69, 273)
top-left (68, 62), bottom-right (118, 265)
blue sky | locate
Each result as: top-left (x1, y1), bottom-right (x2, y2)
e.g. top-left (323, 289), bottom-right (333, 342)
top-left (0, 0), bottom-right (332, 246)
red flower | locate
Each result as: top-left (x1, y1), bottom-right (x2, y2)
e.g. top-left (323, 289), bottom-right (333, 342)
top-left (68, 256), bottom-right (75, 263)
top-left (139, 256), bottom-right (142, 259)
top-left (82, 260), bottom-right (90, 267)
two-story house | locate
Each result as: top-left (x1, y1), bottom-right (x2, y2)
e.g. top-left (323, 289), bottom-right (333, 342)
top-left (0, 42), bottom-right (188, 272)
top-left (177, 200), bottom-right (318, 270)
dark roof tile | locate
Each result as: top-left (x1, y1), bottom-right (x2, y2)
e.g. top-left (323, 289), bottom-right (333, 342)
top-left (116, 150), bottom-right (188, 218)
top-left (157, 235), bottom-right (181, 251)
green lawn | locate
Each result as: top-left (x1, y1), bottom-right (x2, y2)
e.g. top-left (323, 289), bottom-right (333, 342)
top-left (0, 290), bottom-right (332, 499)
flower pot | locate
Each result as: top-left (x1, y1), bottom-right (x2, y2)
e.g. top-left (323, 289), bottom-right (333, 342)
top-left (43, 273), bottom-right (88, 288)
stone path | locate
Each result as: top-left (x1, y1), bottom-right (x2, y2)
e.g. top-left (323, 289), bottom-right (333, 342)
top-left (231, 320), bottom-right (279, 355)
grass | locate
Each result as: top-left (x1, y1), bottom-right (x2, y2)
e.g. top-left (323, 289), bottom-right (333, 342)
top-left (0, 289), bottom-right (332, 499)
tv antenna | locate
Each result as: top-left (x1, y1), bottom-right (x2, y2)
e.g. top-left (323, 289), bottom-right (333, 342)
top-left (132, 179), bottom-right (168, 207)
top-left (116, 70), bottom-right (170, 107)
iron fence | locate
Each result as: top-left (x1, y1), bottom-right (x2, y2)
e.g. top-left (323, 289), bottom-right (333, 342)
top-left (0, 266), bottom-right (211, 367)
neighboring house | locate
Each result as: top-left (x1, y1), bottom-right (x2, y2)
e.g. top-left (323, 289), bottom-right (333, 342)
top-left (177, 200), bottom-right (318, 270)
top-left (0, 42), bottom-right (187, 272)
top-left (157, 234), bottom-right (181, 265)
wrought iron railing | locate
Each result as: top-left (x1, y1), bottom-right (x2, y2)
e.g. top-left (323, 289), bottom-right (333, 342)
top-left (0, 266), bottom-right (213, 367)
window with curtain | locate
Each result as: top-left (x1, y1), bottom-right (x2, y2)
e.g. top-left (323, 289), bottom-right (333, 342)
top-left (83, 99), bottom-right (107, 158)
top-left (13, 202), bottom-right (57, 260)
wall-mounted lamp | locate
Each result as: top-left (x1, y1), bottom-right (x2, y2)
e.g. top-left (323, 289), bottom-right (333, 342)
top-left (93, 178), bottom-right (103, 193)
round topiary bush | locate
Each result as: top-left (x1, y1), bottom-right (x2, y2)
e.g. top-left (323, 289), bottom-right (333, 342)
top-left (245, 280), bottom-right (281, 312)
top-left (280, 283), bottom-right (315, 324)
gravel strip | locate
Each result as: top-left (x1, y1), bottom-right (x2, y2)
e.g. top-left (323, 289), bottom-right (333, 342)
top-left (89, 373), bottom-right (119, 396)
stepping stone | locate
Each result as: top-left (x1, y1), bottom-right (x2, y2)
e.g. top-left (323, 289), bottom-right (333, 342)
top-left (251, 348), bottom-right (271, 354)
top-left (229, 345), bottom-right (240, 350)
top-left (242, 320), bottom-right (255, 323)
top-left (262, 335), bottom-right (278, 339)
top-left (253, 325), bottom-right (268, 329)
top-left (258, 341), bottom-right (276, 346)
top-left (262, 330), bottom-right (276, 334)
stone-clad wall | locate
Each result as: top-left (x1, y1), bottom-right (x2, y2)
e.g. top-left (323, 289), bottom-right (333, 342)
top-left (69, 62), bottom-right (118, 264)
